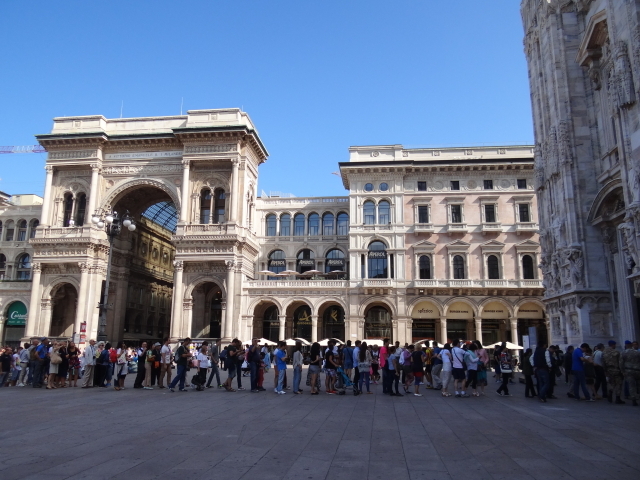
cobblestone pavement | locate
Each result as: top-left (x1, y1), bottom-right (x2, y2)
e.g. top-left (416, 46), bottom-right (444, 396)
top-left (1, 370), bottom-right (639, 480)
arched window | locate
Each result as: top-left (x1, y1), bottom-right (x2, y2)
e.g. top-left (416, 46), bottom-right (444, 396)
top-left (0, 221), bottom-right (3, 238)
top-left (265, 214), bottom-right (277, 236)
top-left (29, 219), bottom-right (39, 239)
top-left (453, 255), bottom-right (465, 279)
top-left (487, 255), bottom-right (500, 279)
top-left (308, 213), bottom-right (320, 236)
top-left (16, 253), bottom-right (31, 280)
top-left (325, 248), bottom-right (346, 273)
top-left (364, 306), bottom-right (391, 340)
top-left (323, 305), bottom-right (345, 340)
top-left (522, 255), bottom-right (535, 279)
top-left (419, 255), bottom-right (431, 279)
top-left (263, 306), bottom-right (279, 342)
top-left (279, 214), bottom-right (291, 236)
top-left (213, 188), bottom-right (225, 223)
top-left (322, 213), bottom-right (334, 236)
top-left (63, 193), bottom-right (74, 226)
top-left (294, 213), bottom-right (305, 236)
top-left (17, 220), bottom-right (27, 241)
top-left (200, 188), bottom-right (211, 224)
top-left (297, 249), bottom-right (315, 274)
top-left (75, 193), bottom-right (87, 225)
top-left (363, 201), bottom-right (375, 225)
top-left (0, 253), bottom-right (6, 280)
top-left (378, 200), bottom-right (390, 224)
top-left (337, 212), bottom-right (349, 235)
top-left (268, 250), bottom-right (286, 276)
top-left (4, 220), bottom-right (14, 241)
top-left (368, 241), bottom-right (388, 279)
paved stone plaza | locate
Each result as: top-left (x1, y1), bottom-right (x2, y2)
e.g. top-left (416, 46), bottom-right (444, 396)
top-left (1, 370), bottom-right (639, 480)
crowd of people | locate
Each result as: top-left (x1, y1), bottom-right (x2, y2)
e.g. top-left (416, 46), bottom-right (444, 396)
top-left (1, 336), bottom-right (639, 406)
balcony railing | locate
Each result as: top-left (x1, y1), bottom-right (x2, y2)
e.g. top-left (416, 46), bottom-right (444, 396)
top-left (414, 223), bottom-right (435, 233)
top-left (515, 222), bottom-right (539, 233)
top-left (446, 223), bottom-right (468, 233)
top-left (363, 279), bottom-right (393, 287)
top-left (176, 223), bottom-right (254, 238)
top-left (412, 279), bottom-right (543, 289)
top-left (247, 280), bottom-right (349, 288)
top-left (481, 223), bottom-right (503, 233)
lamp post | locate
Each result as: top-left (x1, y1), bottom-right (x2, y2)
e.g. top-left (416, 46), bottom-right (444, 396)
top-left (92, 209), bottom-right (136, 342)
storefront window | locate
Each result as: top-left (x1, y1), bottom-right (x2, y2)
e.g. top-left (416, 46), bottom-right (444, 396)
top-left (263, 306), bottom-right (279, 342)
top-left (268, 250), bottom-right (286, 277)
top-left (297, 249), bottom-right (315, 274)
top-left (364, 306), bottom-right (391, 340)
top-left (294, 305), bottom-right (312, 341)
top-left (325, 248), bottom-right (346, 274)
top-left (323, 305), bottom-right (345, 340)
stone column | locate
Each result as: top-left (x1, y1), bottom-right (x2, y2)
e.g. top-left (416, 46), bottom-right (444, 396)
top-left (74, 262), bottom-right (90, 337)
top-left (311, 315), bottom-right (318, 342)
top-left (39, 299), bottom-right (52, 338)
top-left (230, 159), bottom-right (239, 223)
top-left (183, 299), bottom-right (193, 339)
top-left (278, 315), bottom-right (286, 341)
top-left (170, 261), bottom-right (184, 339)
top-left (40, 166), bottom-right (54, 226)
top-left (180, 160), bottom-right (190, 222)
top-left (439, 317), bottom-right (447, 345)
top-left (0, 315), bottom-right (5, 346)
top-left (224, 261), bottom-right (236, 339)
top-left (475, 318), bottom-right (483, 343)
top-left (87, 164), bottom-right (101, 222)
top-left (509, 317), bottom-right (519, 345)
top-left (25, 263), bottom-right (42, 337)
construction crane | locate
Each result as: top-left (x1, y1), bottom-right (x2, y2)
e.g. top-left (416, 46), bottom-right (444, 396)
top-left (0, 145), bottom-right (46, 154)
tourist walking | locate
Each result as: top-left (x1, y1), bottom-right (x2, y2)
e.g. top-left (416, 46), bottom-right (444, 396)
top-left (593, 343), bottom-right (608, 399)
top-left (474, 341), bottom-right (489, 395)
top-left (143, 343), bottom-right (155, 390)
top-left (439, 344), bottom-right (453, 396)
top-left (463, 344), bottom-right (479, 397)
top-left (274, 341), bottom-right (288, 394)
top-left (522, 348), bottom-right (536, 398)
top-left (81, 339), bottom-right (96, 388)
top-left (411, 343), bottom-right (427, 397)
top-left (195, 344), bottom-right (210, 391)
top-left (17, 342), bottom-right (30, 387)
top-left (620, 342), bottom-right (640, 407)
top-left (57, 342), bottom-right (69, 388)
top-left (388, 346), bottom-right (402, 396)
top-left (292, 342), bottom-right (303, 394)
top-left (431, 345), bottom-right (442, 390)
top-left (133, 342), bottom-right (148, 389)
top-left (47, 341), bottom-right (61, 389)
top-left (401, 344), bottom-right (414, 393)
top-left (248, 338), bottom-right (261, 392)
top-left (496, 343), bottom-right (513, 396)
top-left (532, 342), bottom-right (553, 402)
top-left (343, 340), bottom-right (354, 380)
top-left (352, 340), bottom-right (361, 388)
top-left (309, 342), bottom-right (322, 395)
top-left (113, 342), bottom-right (129, 390)
top-left (357, 342), bottom-right (372, 394)
top-left (159, 337), bottom-right (172, 389)
top-left (571, 343), bottom-right (593, 401)
top-left (451, 340), bottom-right (467, 397)
top-left (205, 339), bottom-right (222, 389)
top-left (603, 340), bottom-right (625, 404)
top-left (169, 337), bottom-right (193, 392)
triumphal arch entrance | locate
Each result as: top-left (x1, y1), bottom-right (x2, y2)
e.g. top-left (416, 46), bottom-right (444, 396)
top-left (26, 109), bottom-right (267, 344)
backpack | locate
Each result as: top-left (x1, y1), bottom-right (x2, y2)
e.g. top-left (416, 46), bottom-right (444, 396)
top-left (219, 348), bottom-right (229, 370)
top-left (174, 346), bottom-right (184, 364)
top-left (29, 347), bottom-right (39, 361)
top-left (109, 348), bottom-right (117, 364)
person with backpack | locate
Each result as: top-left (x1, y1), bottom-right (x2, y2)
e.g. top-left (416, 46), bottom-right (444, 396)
top-left (343, 340), bottom-right (354, 380)
top-left (169, 337), bottom-right (192, 392)
top-left (451, 340), bottom-right (467, 397)
top-left (205, 339), bottom-right (222, 389)
top-left (496, 343), bottom-right (513, 396)
top-left (411, 344), bottom-right (427, 397)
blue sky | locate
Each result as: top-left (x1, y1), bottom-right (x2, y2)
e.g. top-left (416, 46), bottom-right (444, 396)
top-left (0, 1), bottom-right (532, 198)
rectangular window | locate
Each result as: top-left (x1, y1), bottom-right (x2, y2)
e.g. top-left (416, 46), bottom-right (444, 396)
top-left (519, 204), bottom-right (531, 222)
top-left (337, 215), bottom-right (349, 235)
top-left (483, 179), bottom-right (493, 190)
top-left (5, 228), bottom-right (14, 241)
top-left (450, 205), bottom-right (462, 223)
top-left (417, 181), bottom-right (427, 191)
top-left (418, 205), bottom-right (429, 224)
top-left (517, 179), bottom-right (527, 189)
top-left (450, 181), bottom-right (460, 191)
top-left (484, 204), bottom-right (496, 223)
top-left (280, 222), bottom-right (290, 237)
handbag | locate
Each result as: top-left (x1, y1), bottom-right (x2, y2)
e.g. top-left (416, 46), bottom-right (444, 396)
top-left (50, 351), bottom-right (62, 365)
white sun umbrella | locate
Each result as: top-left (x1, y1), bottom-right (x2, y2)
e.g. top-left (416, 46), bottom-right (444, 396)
top-left (281, 270), bottom-right (298, 275)
top-left (363, 339), bottom-right (385, 347)
top-left (258, 270), bottom-right (275, 275)
top-left (303, 269), bottom-right (321, 275)
top-left (285, 338), bottom-right (306, 346)
top-left (486, 341), bottom-right (523, 350)
top-left (256, 338), bottom-right (277, 346)
top-left (414, 339), bottom-right (444, 348)
top-left (294, 337), bottom-right (311, 346)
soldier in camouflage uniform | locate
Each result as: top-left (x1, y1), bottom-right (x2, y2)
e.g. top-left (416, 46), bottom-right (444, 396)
top-left (602, 340), bottom-right (625, 404)
top-left (620, 341), bottom-right (640, 407)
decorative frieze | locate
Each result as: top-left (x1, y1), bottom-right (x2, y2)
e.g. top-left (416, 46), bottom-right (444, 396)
top-left (184, 144), bottom-right (237, 154)
top-left (102, 164), bottom-right (182, 175)
top-left (49, 150), bottom-right (98, 160)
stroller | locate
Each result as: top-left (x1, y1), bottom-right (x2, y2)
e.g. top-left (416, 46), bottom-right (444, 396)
top-left (335, 367), bottom-right (359, 396)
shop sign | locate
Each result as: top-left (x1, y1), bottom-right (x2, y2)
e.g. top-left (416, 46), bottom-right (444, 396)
top-left (327, 259), bottom-right (345, 267)
top-left (270, 260), bottom-right (286, 267)
top-left (6, 301), bottom-right (27, 326)
top-left (368, 251), bottom-right (387, 259)
top-left (412, 301), bottom-right (439, 319)
top-left (298, 260), bottom-right (315, 266)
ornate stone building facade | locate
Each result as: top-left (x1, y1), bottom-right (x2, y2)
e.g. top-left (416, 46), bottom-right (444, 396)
top-left (248, 145), bottom-right (545, 346)
top-left (521, 0), bottom-right (640, 346)
top-left (15, 109), bottom-right (544, 347)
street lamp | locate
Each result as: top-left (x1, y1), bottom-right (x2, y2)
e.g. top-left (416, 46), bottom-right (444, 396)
top-left (92, 209), bottom-right (136, 341)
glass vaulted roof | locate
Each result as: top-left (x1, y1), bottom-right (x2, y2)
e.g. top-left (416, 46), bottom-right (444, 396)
top-left (142, 201), bottom-right (177, 233)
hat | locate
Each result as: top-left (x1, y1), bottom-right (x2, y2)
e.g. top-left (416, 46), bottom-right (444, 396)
top-left (153, 342), bottom-right (161, 347)
top-left (39, 337), bottom-right (47, 341)
top-left (625, 340), bottom-right (632, 345)
top-left (608, 340), bottom-right (616, 346)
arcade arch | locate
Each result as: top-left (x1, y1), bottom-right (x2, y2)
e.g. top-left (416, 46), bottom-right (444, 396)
top-left (50, 283), bottom-right (78, 338)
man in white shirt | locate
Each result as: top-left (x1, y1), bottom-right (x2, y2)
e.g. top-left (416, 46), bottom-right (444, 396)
top-left (451, 340), bottom-right (467, 397)
top-left (81, 339), bottom-right (97, 388)
top-left (159, 337), bottom-right (172, 389)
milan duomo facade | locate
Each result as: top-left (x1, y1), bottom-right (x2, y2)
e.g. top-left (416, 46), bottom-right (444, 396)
top-left (521, 0), bottom-right (640, 345)
top-left (0, 110), bottom-right (547, 348)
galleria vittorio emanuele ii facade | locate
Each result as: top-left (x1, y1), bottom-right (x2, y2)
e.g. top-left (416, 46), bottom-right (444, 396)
top-left (0, 109), bottom-right (546, 348)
